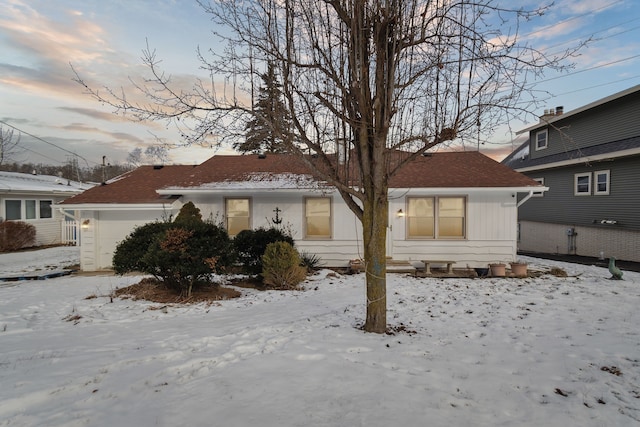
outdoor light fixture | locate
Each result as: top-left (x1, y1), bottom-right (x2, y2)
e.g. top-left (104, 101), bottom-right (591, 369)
top-left (82, 219), bottom-right (90, 229)
top-left (397, 209), bottom-right (405, 217)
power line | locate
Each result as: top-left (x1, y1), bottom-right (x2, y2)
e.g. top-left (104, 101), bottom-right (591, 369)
top-left (0, 120), bottom-right (94, 167)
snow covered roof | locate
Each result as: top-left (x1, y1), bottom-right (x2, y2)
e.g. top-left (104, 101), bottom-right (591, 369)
top-left (0, 171), bottom-right (94, 195)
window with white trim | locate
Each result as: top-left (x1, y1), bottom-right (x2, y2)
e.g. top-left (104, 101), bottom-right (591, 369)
top-left (407, 196), bottom-right (466, 239)
top-left (5, 200), bottom-right (21, 220)
top-left (535, 129), bottom-right (548, 151)
top-left (225, 198), bottom-right (251, 236)
top-left (3, 199), bottom-right (53, 220)
top-left (305, 197), bottom-right (331, 238)
top-left (574, 173), bottom-right (591, 195)
top-left (532, 178), bottom-right (545, 197)
top-left (594, 170), bottom-right (610, 195)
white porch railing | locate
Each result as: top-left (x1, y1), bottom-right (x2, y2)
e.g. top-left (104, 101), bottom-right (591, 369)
top-left (62, 220), bottom-right (79, 245)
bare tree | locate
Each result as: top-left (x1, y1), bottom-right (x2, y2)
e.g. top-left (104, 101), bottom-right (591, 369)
top-left (73, 0), bottom-right (582, 333)
top-left (0, 126), bottom-right (23, 165)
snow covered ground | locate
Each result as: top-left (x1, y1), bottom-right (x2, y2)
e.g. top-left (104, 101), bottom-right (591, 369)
top-left (1, 246), bottom-right (639, 426)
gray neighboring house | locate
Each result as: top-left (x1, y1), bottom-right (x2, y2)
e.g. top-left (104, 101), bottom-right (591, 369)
top-left (502, 85), bottom-right (640, 262)
top-left (0, 171), bottom-right (94, 246)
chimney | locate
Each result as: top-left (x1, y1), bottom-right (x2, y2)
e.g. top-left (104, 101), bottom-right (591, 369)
top-left (539, 107), bottom-right (556, 122)
top-left (555, 106), bottom-right (564, 115)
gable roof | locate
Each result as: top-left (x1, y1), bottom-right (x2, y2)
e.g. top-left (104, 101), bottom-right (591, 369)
top-left (61, 151), bottom-right (541, 206)
top-left (516, 84), bottom-right (640, 135)
top-left (0, 171), bottom-right (93, 195)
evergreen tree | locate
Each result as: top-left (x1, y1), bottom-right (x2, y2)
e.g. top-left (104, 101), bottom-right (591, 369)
top-left (236, 63), bottom-right (292, 154)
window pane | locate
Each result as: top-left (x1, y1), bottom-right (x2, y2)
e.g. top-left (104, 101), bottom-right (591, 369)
top-left (306, 198), bottom-right (331, 238)
top-left (226, 199), bottom-right (250, 235)
top-left (407, 198), bottom-right (434, 238)
top-left (596, 172), bottom-right (608, 193)
top-left (438, 198), bottom-right (465, 237)
top-left (227, 217), bottom-right (250, 236)
top-left (39, 200), bottom-right (52, 219)
top-left (408, 217), bottom-right (434, 237)
top-left (26, 200), bottom-right (36, 219)
top-left (5, 200), bottom-right (21, 220)
top-left (576, 175), bottom-right (590, 193)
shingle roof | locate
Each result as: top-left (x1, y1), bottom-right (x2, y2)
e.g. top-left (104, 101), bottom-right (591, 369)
top-left (61, 151), bottom-right (540, 206)
top-left (60, 165), bottom-right (197, 205)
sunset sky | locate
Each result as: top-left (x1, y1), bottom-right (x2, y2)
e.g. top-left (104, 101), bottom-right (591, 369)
top-left (1, 0), bottom-right (639, 169)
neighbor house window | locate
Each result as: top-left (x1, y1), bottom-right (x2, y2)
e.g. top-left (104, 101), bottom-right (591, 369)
top-left (594, 170), bottom-right (610, 195)
top-left (305, 197), bottom-right (331, 238)
top-left (39, 200), bottom-right (52, 219)
top-left (574, 173), bottom-right (591, 195)
top-left (407, 196), bottom-right (466, 239)
top-left (26, 200), bottom-right (36, 219)
top-left (5, 200), bottom-right (21, 220)
top-left (532, 178), bottom-right (545, 197)
top-left (225, 198), bottom-right (250, 236)
top-left (535, 129), bottom-right (548, 150)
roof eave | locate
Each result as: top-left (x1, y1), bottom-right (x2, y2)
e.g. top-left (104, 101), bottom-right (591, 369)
top-left (514, 147), bottom-right (640, 172)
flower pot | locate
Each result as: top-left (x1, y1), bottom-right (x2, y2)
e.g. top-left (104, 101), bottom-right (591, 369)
top-left (510, 262), bottom-right (528, 277)
top-left (489, 263), bottom-right (506, 277)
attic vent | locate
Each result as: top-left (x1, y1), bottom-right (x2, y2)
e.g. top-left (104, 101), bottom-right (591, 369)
top-left (422, 152), bottom-right (432, 157)
top-left (153, 165), bottom-right (164, 170)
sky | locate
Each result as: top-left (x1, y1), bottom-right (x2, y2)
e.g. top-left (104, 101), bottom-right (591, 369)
top-left (1, 246), bottom-right (639, 426)
top-left (1, 0), bottom-right (639, 169)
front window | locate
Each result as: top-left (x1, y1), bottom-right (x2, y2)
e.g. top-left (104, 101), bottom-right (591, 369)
top-left (574, 173), bottom-right (591, 195)
top-left (438, 197), bottom-right (465, 238)
top-left (535, 129), bottom-right (548, 150)
top-left (594, 170), bottom-right (610, 195)
top-left (305, 197), bottom-right (331, 238)
top-left (225, 198), bottom-right (250, 236)
top-left (407, 197), bottom-right (434, 238)
top-left (26, 200), bottom-right (36, 219)
top-left (5, 200), bottom-right (21, 220)
top-left (407, 197), bottom-right (466, 239)
top-left (39, 200), bottom-right (53, 219)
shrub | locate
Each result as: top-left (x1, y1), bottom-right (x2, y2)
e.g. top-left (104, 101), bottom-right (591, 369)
top-left (233, 227), bottom-right (295, 274)
top-left (112, 221), bottom-right (171, 274)
top-left (142, 221), bottom-right (233, 296)
top-left (112, 214), bottom-right (233, 297)
top-left (261, 241), bottom-right (307, 289)
top-left (0, 221), bottom-right (36, 252)
top-left (300, 250), bottom-right (323, 272)
top-left (173, 201), bottom-right (203, 227)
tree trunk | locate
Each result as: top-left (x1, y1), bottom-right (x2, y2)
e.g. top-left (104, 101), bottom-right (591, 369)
top-left (362, 190), bottom-right (388, 333)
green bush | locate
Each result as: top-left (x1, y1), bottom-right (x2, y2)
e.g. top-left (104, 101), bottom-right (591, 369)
top-left (173, 201), bottom-right (203, 227)
top-left (112, 211), bottom-right (233, 297)
top-left (299, 250), bottom-right (323, 272)
top-left (233, 227), bottom-right (294, 274)
top-left (112, 221), bottom-right (171, 274)
top-left (0, 221), bottom-right (36, 252)
top-left (261, 241), bottom-right (307, 289)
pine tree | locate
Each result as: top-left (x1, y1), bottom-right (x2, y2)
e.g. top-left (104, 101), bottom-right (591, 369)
top-left (236, 63), bottom-right (292, 154)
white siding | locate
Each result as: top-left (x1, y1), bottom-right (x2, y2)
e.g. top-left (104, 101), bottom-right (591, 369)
top-left (77, 189), bottom-right (521, 271)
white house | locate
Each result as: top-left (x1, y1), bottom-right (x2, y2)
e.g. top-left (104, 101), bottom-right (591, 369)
top-left (60, 152), bottom-right (545, 272)
top-left (0, 171), bottom-right (94, 246)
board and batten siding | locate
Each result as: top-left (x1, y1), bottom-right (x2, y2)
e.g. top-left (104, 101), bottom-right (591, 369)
top-left (79, 209), bottom-right (181, 271)
top-left (520, 156), bottom-right (640, 230)
top-left (390, 190), bottom-right (519, 268)
top-left (530, 93), bottom-right (640, 161)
